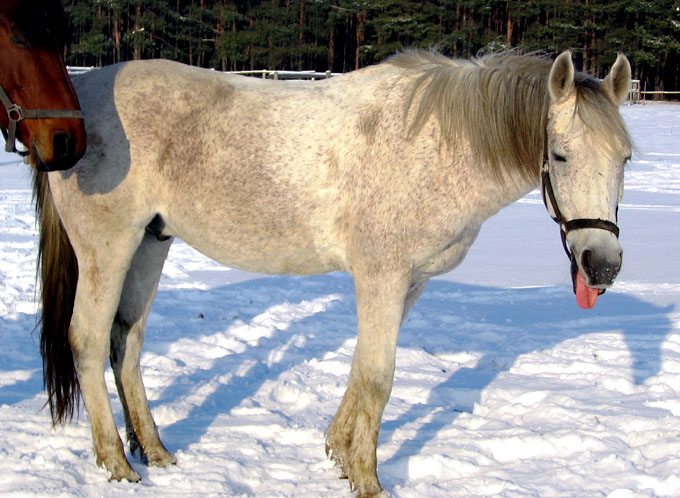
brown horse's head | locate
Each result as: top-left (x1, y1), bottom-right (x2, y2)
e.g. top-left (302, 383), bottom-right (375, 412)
top-left (0, 0), bottom-right (86, 171)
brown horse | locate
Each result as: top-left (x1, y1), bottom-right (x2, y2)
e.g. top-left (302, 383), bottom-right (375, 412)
top-left (0, 0), bottom-right (86, 171)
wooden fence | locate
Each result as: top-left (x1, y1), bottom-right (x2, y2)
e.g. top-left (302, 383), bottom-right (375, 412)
top-left (629, 79), bottom-right (680, 102)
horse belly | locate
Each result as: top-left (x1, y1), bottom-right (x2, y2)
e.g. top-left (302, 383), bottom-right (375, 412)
top-left (162, 207), bottom-right (345, 276)
top-left (188, 235), bottom-right (338, 276)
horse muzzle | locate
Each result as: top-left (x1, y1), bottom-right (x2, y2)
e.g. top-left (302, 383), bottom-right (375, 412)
top-left (31, 129), bottom-right (86, 172)
top-left (570, 231), bottom-right (623, 293)
top-left (565, 228), bottom-right (622, 309)
top-left (578, 246), bottom-right (622, 288)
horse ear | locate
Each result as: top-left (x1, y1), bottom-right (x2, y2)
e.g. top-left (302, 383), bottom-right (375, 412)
top-left (549, 51), bottom-right (575, 102)
top-left (603, 53), bottom-right (632, 105)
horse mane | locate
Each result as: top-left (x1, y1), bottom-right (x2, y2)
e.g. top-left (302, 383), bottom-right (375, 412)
top-left (388, 50), bottom-right (632, 185)
top-left (13, 0), bottom-right (70, 49)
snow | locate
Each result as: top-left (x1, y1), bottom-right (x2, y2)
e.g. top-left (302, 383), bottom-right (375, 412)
top-left (0, 103), bottom-right (679, 497)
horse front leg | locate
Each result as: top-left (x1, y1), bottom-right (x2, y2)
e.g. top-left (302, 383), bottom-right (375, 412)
top-left (326, 268), bottom-right (410, 497)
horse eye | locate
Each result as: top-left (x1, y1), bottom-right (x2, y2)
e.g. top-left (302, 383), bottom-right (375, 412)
top-left (551, 152), bottom-right (567, 163)
top-left (10, 33), bottom-right (31, 49)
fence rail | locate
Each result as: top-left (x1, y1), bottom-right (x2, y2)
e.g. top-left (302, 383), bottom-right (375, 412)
top-left (628, 79), bottom-right (680, 103)
top-left (226, 69), bottom-right (341, 80)
top-left (67, 66), bottom-right (95, 75)
top-left (640, 91), bottom-right (680, 96)
top-left (68, 66), bottom-right (340, 81)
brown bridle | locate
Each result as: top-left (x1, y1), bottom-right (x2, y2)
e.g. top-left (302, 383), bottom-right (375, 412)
top-left (0, 82), bottom-right (84, 155)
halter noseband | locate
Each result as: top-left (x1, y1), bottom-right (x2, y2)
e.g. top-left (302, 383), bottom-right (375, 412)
top-left (540, 159), bottom-right (620, 294)
top-left (0, 83), bottom-right (84, 155)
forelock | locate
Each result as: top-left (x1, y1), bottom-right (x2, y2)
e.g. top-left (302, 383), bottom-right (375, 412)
top-left (13, 0), bottom-right (69, 49)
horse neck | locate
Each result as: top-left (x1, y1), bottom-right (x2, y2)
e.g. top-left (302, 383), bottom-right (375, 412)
top-left (394, 56), bottom-right (548, 196)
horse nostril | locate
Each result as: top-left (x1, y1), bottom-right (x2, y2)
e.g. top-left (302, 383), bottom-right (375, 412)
top-left (580, 249), bottom-right (593, 275)
top-left (53, 132), bottom-right (73, 163)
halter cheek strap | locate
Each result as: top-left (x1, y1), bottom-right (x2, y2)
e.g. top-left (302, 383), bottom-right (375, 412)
top-left (0, 84), bottom-right (84, 155)
top-left (540, 161), bottom-right (620, 295)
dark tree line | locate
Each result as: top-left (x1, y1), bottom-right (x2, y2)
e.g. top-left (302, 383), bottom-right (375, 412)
top-left (65, 1), bottom-right (680, 92)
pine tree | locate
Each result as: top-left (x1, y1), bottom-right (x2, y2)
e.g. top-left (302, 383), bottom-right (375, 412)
top-left (62, 0), bottom-right (680, 92)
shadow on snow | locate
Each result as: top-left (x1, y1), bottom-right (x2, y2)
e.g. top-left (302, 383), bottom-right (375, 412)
top-left (0, 273), bottom-right (673, 484)
top-left (145, 275), bottom-right (672, 468)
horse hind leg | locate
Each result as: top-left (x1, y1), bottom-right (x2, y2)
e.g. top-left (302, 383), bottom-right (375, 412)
top-left (110, 233), bottom-right (175, 468)
top-left (69, 230), bottom-right (146, 482)
top-left (326, 267), bottom-right (411, 497)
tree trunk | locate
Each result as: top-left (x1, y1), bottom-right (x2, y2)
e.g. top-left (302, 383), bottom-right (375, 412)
top-left (298, 0), bottom-right (305, 69)
top-left (506, 1), bottom-right (513, 44)
top-left (355, 9), bottom-right (365, 70)
top-left (133, 2), bottom-right (142, 60)
top-left (328, 11), bottom-right (335, 71)
top-left (113, 15), bottom-right (121, 63)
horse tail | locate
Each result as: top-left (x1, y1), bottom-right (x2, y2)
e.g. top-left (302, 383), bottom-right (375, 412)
top-left (32, 170), bottom-right (80, 425)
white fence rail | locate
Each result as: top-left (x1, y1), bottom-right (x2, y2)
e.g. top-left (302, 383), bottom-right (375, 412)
top-left (226, 69), bottom-right (341, 80)
top-left (67, 66), bottom-right (95, 76)
top-left (67, 66), bottom-right (340, 80)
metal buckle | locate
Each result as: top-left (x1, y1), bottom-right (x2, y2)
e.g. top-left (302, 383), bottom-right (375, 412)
top-left (7, 104), bottom-right (24, 123)
top-left (6, 103), bottom-right (24, 123)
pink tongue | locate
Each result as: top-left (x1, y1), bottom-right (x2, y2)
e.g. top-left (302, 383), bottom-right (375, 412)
top-left (575, 271), bottom-right (598, 309)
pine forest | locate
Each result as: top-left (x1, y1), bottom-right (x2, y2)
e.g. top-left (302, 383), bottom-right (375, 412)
top-left (65, 1), bottom-right (680, 93)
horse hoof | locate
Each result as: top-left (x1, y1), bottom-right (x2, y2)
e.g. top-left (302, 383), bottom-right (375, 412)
top-left (98, 452), bottom-right (141, 483)
top-left (349, 473), bottom-right (384, 498)
top-left (146, 450), bottom-right (177, 467)
top-left (103, 460), bottom-right (140, 482)
top-left (107, 468), bottom-right (141, 483)
top-left (358, 489), bottom-right (390, 498)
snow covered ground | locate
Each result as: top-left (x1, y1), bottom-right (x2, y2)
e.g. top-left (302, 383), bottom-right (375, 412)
top-left (0, 103), bottom-right (679, 497)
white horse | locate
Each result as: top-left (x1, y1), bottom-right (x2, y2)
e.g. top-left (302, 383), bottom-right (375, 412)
top-left (34, 50), bottom-right (631, 496)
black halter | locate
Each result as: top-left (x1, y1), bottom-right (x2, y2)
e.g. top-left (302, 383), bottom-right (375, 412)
top-left (540, 159), bottom-right (620, 294)
top-left (0, 83), bottom-right (84, 155)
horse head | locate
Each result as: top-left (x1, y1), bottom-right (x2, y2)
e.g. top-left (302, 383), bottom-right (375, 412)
top-left (544, 51), bottom-right (632, 308)
top-left (0, 0), bottom-right (86, 171)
